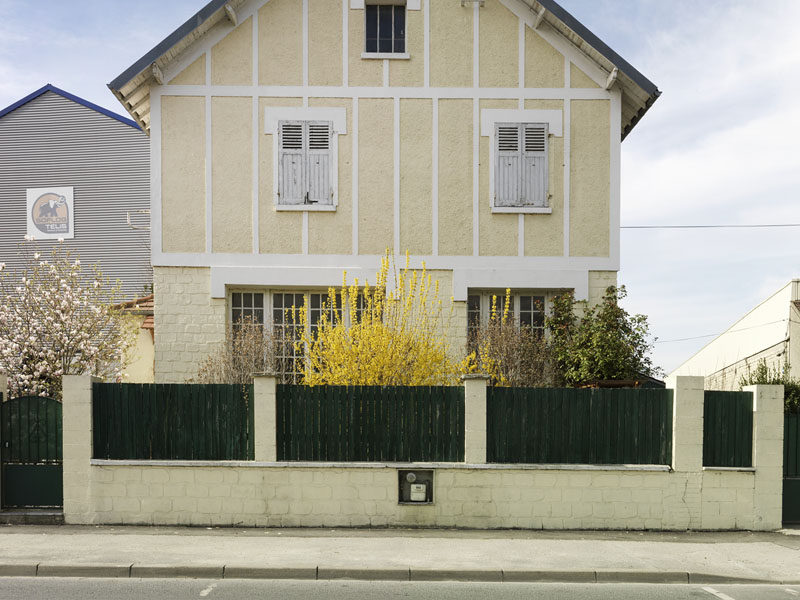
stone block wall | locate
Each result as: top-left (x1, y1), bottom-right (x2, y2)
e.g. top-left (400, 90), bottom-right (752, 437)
top-left (153, 266), bottom-right (226, 383)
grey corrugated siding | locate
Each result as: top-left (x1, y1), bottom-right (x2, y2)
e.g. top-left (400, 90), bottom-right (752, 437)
top-left (0, 92), bottom-right (151, 301)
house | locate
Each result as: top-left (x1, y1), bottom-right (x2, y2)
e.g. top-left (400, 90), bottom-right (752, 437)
top-left (108, 0), bottom-right (660, 383)
top-left (0, 84), bottom-right (152, 300)
top-left (671, 280), bottom-right (800, 389)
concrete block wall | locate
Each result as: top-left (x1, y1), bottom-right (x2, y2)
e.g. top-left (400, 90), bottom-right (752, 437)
top-left (153, 266), bottom-right (226, 383)
top-left (62, 375), bottom-right (785, 530)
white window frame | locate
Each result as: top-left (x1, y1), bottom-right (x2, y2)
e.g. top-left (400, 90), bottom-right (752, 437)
top-left (467, 290), bottom-right (553, 336)
top-left (480, 109), bottom-right (563, 215)
top-left (353, 0), bottom-right (418, 60)
top-left (264, 107), bottom-right (347, 212)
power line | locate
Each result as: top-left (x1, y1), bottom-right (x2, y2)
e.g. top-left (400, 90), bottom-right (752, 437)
top-left (622, 223), bottom-right (800, 229)
top-left (654, 319), bottom-right (788, 344)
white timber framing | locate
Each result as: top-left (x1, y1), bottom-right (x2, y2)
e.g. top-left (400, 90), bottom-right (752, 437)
top-left (150, 0), bottom-right (623, 297)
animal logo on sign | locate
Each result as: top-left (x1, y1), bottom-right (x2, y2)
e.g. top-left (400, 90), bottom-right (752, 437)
top-left (31, 192), bottom-right (69, 235)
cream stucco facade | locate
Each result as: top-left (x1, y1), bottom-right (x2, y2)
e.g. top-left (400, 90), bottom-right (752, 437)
top-left (109, 0), bottom-right (659, 382)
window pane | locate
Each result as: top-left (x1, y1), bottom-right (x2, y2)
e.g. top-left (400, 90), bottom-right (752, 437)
top-left (366, 5), bottom-right (378, 41)
top-left (254, 294), bottom-right (263, 309)
top-left (520, 295), bottom-right (531, 311)
top-left (232, 292), bottom-right (242, 308)
top-left (393, 5), bottom-right (405, 53)
top-left (378, 6), bottom-right (393, 52)
top-left (243, 293), bottom-right (252, 308)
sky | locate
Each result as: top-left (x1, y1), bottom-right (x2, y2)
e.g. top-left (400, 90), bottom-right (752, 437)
top-left (1, 0), bottom-right (798, 375)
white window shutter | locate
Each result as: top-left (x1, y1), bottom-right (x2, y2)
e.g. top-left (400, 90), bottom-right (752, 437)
top-left (522, 123), bottom-right (548, 207)
top-left (278, 121), bottom-right (305, 205)
top-left (306, 121), bottom-right (332, 205)
top-left (495, 123), bottom-right (521, 207)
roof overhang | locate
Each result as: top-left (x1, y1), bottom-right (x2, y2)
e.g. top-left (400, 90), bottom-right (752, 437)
top-left (519, 0), bottom-right (660, 139)
top-left (108, 0), bottom-right (247, 133)
top-left (109, 0), bottom-right (659, 139)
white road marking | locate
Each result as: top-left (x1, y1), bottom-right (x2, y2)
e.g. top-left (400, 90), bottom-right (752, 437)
top-left (199, 583), bottom-right (217, 597)
top-left (786, 590), bottom-right (800, 596)
top-left (702, 587), bottom-right (737, 600)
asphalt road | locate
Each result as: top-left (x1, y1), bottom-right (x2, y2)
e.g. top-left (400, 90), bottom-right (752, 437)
top-left (2, 579), bottom-right (800, 600)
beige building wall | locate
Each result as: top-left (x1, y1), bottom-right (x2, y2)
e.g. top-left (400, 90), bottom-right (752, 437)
top-left (153, 0), bottom-right (623, 381)
top-left (123, 318), bottom-right (155, 384)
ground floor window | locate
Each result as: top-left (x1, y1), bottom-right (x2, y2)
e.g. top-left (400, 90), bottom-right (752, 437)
top-left (467, 290), bottom-right (549, 340)
top-left (229, 289), bottom-right (353, 382)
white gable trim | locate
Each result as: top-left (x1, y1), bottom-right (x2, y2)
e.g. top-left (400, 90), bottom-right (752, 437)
top-left (351, 0), bottom-right (421, 9)
top-left (501, 0), bottom-right (611, 90)
top-left (480, 109), bottom-right (562, 137)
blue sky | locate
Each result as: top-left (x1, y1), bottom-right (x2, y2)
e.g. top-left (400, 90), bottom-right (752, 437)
top-left (1, 0), bottom-right (798, 374)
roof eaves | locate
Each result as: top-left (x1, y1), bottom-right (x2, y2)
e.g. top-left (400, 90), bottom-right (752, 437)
top-left (108, 0), bottom-right (230, 92)
top-left (534, 0), bottom-right (658, 96)
top-left (0, 84), bottom-right (140, 129)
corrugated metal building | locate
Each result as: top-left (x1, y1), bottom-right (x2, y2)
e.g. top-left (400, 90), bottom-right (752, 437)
top-left (0, 84), bottom-right (151, 301)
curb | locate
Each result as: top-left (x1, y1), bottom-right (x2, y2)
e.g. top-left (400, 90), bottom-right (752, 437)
top-left (0, 563), bottom-right (795, 585)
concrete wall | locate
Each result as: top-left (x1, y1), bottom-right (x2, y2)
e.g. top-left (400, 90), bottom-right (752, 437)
top-left (62, 376), bottom-right (785, 531)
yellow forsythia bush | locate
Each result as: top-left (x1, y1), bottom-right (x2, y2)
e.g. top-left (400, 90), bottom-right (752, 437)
top-left (298, 252), bottom-right (463, 386)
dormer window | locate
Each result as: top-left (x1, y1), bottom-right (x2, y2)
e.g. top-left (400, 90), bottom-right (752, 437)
top-left (365, 3), bottom-right (405, 54)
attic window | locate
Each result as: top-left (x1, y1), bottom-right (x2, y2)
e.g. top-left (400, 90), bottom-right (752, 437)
top-left (365, 4), bottom-right (405, 54)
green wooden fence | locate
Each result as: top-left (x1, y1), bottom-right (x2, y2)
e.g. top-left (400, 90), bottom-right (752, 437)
top-left (1, 396), bottom-right (62, 464)
top-left (276, 385), bottom-right (465, 462)
top-left (1, 396), bottom-right (63, 508)
top-left (92, 383), bottom-right (254, 460)
top-left (486, 387), bottom-right (673, 465)
top-left (702, 391), bottom-right (753, 468)
top-left (787, 413), bottom-right (800, 478)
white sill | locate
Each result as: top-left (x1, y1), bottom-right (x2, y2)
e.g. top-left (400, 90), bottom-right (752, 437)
top-left (491, 206), bottom-right (552, 215)
top-left (361, 52), bottom-right (410, 60)
top-left (275, 204), bottom-right (336, 212)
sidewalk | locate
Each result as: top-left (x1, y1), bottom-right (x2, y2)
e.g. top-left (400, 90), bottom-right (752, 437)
top-left (1, 525), bottom-right (799, 584)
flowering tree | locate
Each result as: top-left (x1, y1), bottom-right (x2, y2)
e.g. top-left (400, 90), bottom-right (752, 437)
top-left (299, 252), bottom-right (462, 386)
top-left (0, 239), bottom-right (137, 399)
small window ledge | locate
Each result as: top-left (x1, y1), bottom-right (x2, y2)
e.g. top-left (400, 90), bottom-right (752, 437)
top-left (702, 466), bottom-right (755, 473)
top-left (361, 52), bottom-right (410, 60)
top-left (491, 206), bottom-right (552, 215)
top-left (275, 204), bottom-right (336, 212)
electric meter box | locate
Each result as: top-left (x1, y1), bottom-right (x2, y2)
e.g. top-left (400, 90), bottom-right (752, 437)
top-left (398, 469), bottom-right (433, 504)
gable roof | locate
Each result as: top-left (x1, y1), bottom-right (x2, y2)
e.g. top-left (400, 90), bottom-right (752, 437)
top-left (0, 84), bottom-right (140, 129)
top-left (109, 0), bottom-right (659, 138)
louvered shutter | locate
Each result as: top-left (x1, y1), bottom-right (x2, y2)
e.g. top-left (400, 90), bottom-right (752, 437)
top-left (522, 123), bottom-right (548, 207)
top-left (307, 121), bottom-right (332, 205)
top-left (495, 123), bottom-right (521, 207)
top-left (278, 121), bottom-right (304, 205)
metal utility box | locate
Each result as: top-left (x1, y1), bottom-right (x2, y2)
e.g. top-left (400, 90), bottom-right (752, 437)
top-left (398, 469), bottom-right (433, 504)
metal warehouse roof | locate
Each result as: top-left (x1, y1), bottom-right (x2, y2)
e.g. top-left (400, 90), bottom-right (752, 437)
top-left (0, 84), bottom-right (140, 129)
top-left (109, 0), bottom-right (659, 139)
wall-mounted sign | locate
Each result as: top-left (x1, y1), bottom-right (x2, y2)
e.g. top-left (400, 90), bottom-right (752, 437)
top-left (26, 186), bottom-right (74, 240)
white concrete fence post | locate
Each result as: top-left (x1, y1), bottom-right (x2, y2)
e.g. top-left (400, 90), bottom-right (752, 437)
top-left (462, 374), bottom-right (489, 464)
top-left (62, 374), bottom-right (101, 524)
top-left (665, 375), bottom-right (704, 529)
top-left (253, 374), bottom-right (278, 462)
top-left (666, 375), bottom-right (705, 473)
top-left (746, 384), bottom-right (784, 531)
